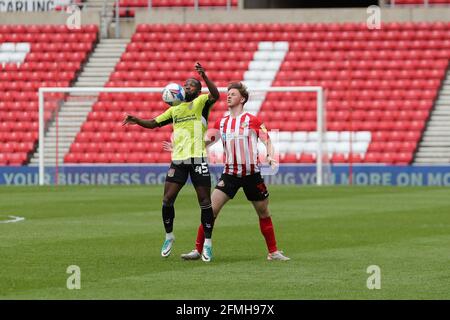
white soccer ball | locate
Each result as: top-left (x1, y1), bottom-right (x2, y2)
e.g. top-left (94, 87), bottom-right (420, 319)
top-left (162, 83), bottom-right (185, 106)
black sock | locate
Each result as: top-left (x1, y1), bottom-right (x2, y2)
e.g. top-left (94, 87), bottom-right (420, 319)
top-left (200, 203), bottom-right (214, 239)
top-left (162, 202), bottom-right (175, 233)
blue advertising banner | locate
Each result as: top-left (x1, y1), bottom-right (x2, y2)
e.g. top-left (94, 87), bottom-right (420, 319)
top-left (1, 165), bottom-right (450, 186)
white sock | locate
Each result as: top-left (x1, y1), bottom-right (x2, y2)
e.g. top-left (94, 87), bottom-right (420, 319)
top-left (204, 238), bottom-right (212, 247)
top-left (166, 232), bottom-right (174, 240)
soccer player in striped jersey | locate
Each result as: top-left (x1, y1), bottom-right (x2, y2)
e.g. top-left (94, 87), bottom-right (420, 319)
top-left (177, 81), bottom-right (290, 261)
top-left (123, 62), bottom-right (219, 262)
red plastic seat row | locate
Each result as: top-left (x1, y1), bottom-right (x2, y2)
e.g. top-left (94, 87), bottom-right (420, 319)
top-left (0, 101), bottom-right (39, 110)
top-left (74, 131), bottom-right (172, 143)
top-left (327, 90), bottom-right (437, 100)
top-left (371, 131), bottom-right (421, 142)
top-left (0, 142), bottom-right (35, 153)
top-left (121, 50), bottom-right (254, 62)
top-left (276, 72), bottom-right (443, 85)
top-left (288, 38), bottom-right (450, 48)
top-left (86, 111), bottom-right (142, 122)
top-left (259, 110), bottom-right (429, 122)
top-left (1, 61), bottom-right (81, 72)
top-left (0, 152), bottom-right (29, 166)
top-left (282, 59), bottom-right (448, 71)
top-left (1, 88), bottom-right (68, 101)
top-left (262, 119), bottom-right (425, 130)
top-left (273, 80), bottom-right (441, 91)
top-left (0, 121), bottom-right (38, 132)
top-left (25, 52), bottom-right (87, 62)
top-left (70, 141), bottom-right (166, 153)
top-left (86, 108), bottom-right (165, 119)
top-left (115, 60), bottom-right (249, 71)
top-left (368, 141), bottom-right (417, 153)
top-left (105, 80), bottom-right (231, 89)
top-left (24, 42), bottom-right (93, 53)
top-left (264, 89), bottom-right (437, 102)
top-left (280, 69), bottom-right (445, 80)
top-left (0, 72), bottom-right (76, 82)
top-left (327, 110), bottom-right (429, 121)
top-left (273, 81), bottom-right (444, 98)
top-left (80, 121), bottom-right (174, 134)
top-left (0, 131), bottom-right (38, 142)
top-left (263, 100), bottom-right (433, 112)
top-left (126, 41), bottom-right (257, 53)
top-left (129, 30), bottom-right (450, 43)
top-left (0, 33), bottom-right (97, 43)
top-left (285, 50), bottom-right (450, 61)
top-left (0, 24), bottom-right (98, 34)
top-left (110, 70), bottom-right (244, 81)
top-left (0, 111), bottom-right (39, 122)
top-left (64, 152), bottom-right (172, 164)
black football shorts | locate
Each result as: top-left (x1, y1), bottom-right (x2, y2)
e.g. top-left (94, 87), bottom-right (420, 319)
top-left (165, 158), bottom-right (211, 188)
top-left (215, 172), bottom-right (269, 201)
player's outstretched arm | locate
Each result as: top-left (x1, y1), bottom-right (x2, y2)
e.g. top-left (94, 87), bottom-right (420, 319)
top-left (122, 114), bottom-right (159, 129)
top-left (195, 62), bottom-right (220, 102)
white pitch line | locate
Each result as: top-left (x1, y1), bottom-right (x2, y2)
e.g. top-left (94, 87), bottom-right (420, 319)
top-left (0, 216), bottom-right (25, 224)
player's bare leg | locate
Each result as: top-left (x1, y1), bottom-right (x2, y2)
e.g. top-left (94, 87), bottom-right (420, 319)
top-left (160, 181), bottom-right (183, 257)
top-left (252, 199), bottom-right (290, 261)
top-left (181, 189), bottom-right (230, 260)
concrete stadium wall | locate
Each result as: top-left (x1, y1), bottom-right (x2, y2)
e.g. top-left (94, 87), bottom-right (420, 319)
top-left (0, 11), bottom-right (101, 26)
top-left (128, 7), bottom-right (450, 38)
top-left (134, 7), bottom-right (450, 24)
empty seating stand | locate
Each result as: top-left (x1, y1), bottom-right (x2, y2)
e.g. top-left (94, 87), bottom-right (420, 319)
top-left (62, 22), bottom-right (450, 165)
top-left (0, 24), bottom-right (98, 165)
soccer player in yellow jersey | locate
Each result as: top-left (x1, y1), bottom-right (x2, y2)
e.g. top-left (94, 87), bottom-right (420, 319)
top-left (122, 62), bottom-right (219, 262)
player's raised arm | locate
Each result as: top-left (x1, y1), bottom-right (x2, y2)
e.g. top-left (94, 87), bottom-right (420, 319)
top-left (122, 114), bottom-right (159, 129)
top-left (195, 62), bottom-right (220, 102)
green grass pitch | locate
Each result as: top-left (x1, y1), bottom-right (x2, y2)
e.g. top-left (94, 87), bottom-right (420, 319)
top-left (0, 185), bottom-right (449, 299)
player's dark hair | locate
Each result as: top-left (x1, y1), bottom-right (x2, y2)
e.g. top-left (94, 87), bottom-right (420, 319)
top-left (227, 81), bottom-right (249, 105)
top-left (187, 78), bottom-right (202, 92)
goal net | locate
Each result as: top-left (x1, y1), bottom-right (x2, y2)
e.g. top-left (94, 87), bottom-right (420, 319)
top-left (36, 86), bottom-right (329, 186)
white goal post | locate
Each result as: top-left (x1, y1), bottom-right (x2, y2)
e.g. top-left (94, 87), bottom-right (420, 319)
top-left (38, 86), bottom-right (326, 186)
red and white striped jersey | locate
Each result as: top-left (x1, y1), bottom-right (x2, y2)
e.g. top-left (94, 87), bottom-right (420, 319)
top-left (213, 112), bottom-right (269, 177)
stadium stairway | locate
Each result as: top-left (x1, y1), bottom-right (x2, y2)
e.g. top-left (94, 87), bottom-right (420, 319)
top-left (29, 38), bottom-right (130, 166)
top-left (415, 67), bottom-right (450, 163)
top-left (75, 38), bottom-right (129, 88)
